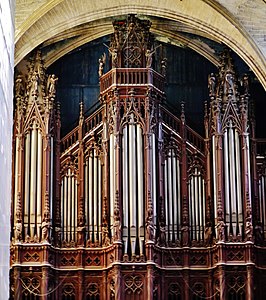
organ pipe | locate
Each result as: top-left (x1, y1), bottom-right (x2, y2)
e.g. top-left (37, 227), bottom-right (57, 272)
top-left (37, 130), bottom-right (42, 223)
top-left (24, 134), bottom-right (30, 224)
top-left (137, 124), bottom-right (144, 232)
top-left (122, 126), bottom-right (128, 230)
top-left (30, 122), bottom-right (37, 222)
top-left (129, 118), bottom-right (136, 231)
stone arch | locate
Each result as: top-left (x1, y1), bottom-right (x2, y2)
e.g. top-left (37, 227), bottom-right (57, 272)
top-left (15, 0), bottom-right (266, 89)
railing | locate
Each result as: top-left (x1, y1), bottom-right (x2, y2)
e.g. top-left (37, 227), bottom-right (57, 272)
top-left (61, 106), bottom-right (104, 153)
top-left (161, 105), bottom-right (205, 153)
top-left (186, 127), bottom-right (205, 152)
top-left (100, 68), bottom-right (164, 92)
top-left (161, 106), bottom-right (181, 134)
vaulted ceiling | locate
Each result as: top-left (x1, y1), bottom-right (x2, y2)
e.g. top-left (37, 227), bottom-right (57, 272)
top-left (15, 0), bottom-right (266, 89)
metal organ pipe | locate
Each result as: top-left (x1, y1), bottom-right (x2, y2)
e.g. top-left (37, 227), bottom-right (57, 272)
top-left (24, 134), bottom-right (30, 232)
top-left (122, 126), bottom-right (128, 244)
top-left (110, 134), bottom-right (115, 228)
top-left (89, 152), bottom-right (93, 239)
top-left (167, 152), bottom-right (173, 241)
top-left (229, 122), bottom-right (237, 218)
top-left (30, 122), bottom-right (37, 236)
top-left (98, 158), bottom-right (101, 240)
top-left (235, 130), bottom-right (243, 227)
top-left (93, 149), bottom-right (98, 240)
top-left (84, 149), bottom-right (102, 243)
top-left (137, 124), bottom-right (144, 252)
top-left (129, 116), bottom-right (136, 251)
top-left (50, 137), bottom-right (53, 224)
top-left (67, 169), bottom-right (71, 241)
top-left (172, 152), bottom-right (177, 240)
top-left (164, 149), bottom-right (182, 243)
top-left (71, 173), bottom-right (75, 240)
top-left (37, 130), bottom-right (42, 224)
top-left (212, 135), bottom-right (217, 219)
top-left (224, 129), bottom-right (230, 223)
top-left (151, 133), bottom-right (157, 224)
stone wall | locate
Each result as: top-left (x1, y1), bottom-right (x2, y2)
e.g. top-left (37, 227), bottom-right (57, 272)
top-left (0, 0), bottom-right (14, 297)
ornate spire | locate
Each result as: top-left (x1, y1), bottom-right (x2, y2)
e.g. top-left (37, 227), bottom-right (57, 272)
top-left (110, 15), bottom-right (153, 68)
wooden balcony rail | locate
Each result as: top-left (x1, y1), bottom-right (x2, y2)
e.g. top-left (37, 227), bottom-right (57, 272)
top-left (61, 127), bottom-right (79, 153)
top-left (186, 127), bottom-right (205, 152)
top-left (160, 106), bottom-right (181, 134)
top-left (61, 106), bottom-right (104, 153)
top-left (100, 68), bottom-right (164, 92)
top-left (161, 106), bottom-right (205, 153)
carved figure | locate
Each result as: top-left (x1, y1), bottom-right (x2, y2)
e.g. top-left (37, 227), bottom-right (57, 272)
top-left (245, 217), bottom-right (253, 241)
top-left (145, 45), bottom-right (161, 68)
top-left (98, 53), bottom-right (106, 77)
top-left (158, 223), bottom-right (166, 246)
top-left (224, 71), bottom-right (234, 94)
top-left (181, 225), bottom-right (189, 246)
top-left (77, 226), bottom-right (85, 246)
top-left (113, 216), bottom-right (121, 241)
top-left (41, 217), bottom-right (50, 242)
top-left (146, 215), bottom-right (154, 241)
top-left (208, 73), bottom-right (216, 96)
top-left (47, 74), bottom-right (58, 95)
top-left (14, 219), bottom-right (22, 242)
top-left (145, 49), bottom-right (155, 68)
top-left (204, 223), bottom-right (212, 245)
top-left (216, 220), bottom-right (225, 241)
top-left (31, 71), bottom-right (39, 95)
top-left (102, 225), bottom-right (110, 246)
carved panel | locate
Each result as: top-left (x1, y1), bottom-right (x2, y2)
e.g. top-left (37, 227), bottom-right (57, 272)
top-left (124, 274), bottom-right (144, 296)
top-left (21, 276), bottom-right (41, 296)
top-left (24, 252), bottom-right (40, 262)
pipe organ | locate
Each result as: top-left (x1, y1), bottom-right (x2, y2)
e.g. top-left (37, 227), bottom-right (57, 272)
top-left (10, 16), bottom-right (266, 300)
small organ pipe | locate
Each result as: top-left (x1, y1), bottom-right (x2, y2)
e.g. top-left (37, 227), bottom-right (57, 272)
top-left (110, 134), bottom-right (115, 224)
top-left (177, 159), bottom-right (181, 237)
top-left (89, 152), bottom-right (93, 237)
top-left (122, 127), bottom-right (128, 229)
top-left (93, 150), bottom-right (97, 238)
top-left (172, 153), bottom-right (177, 239)
top-left (152, 133), bottom-right (156, 222)
top-left (85, 160), bottom-right (88, 232)
top-left (212, 136), bottom-right (217, 218)
top-left (137, 125), bottom-right (144, 230)
top-left (50, 137), bottom-right (53, 223)
top-left (24, 134), bottom-right (30, 221)
top-left (61, 178), bottom-right (64, 237)
top-left (224, 130), bottom-right (230, 221)
top-left (30, 123), bottom-right (37, 219)
top-left (98, 159), bottom-right (101, 239)
top-left (37, 130), bottom-right (42, 223)
top-left (167, 153), bottom-right (173, 237)
top-left (129, 119), bottom-right (136, 229)
top-left (71, 174), bottom-right (75, 240)
top-left (235, 130), bottom-right (242, 224)
top-left (229, 124), bottom-right (237, 216)
top-left (164, 163), bottom-right (169, 241)
top-left (195, 170), bottom-right (199, 238)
